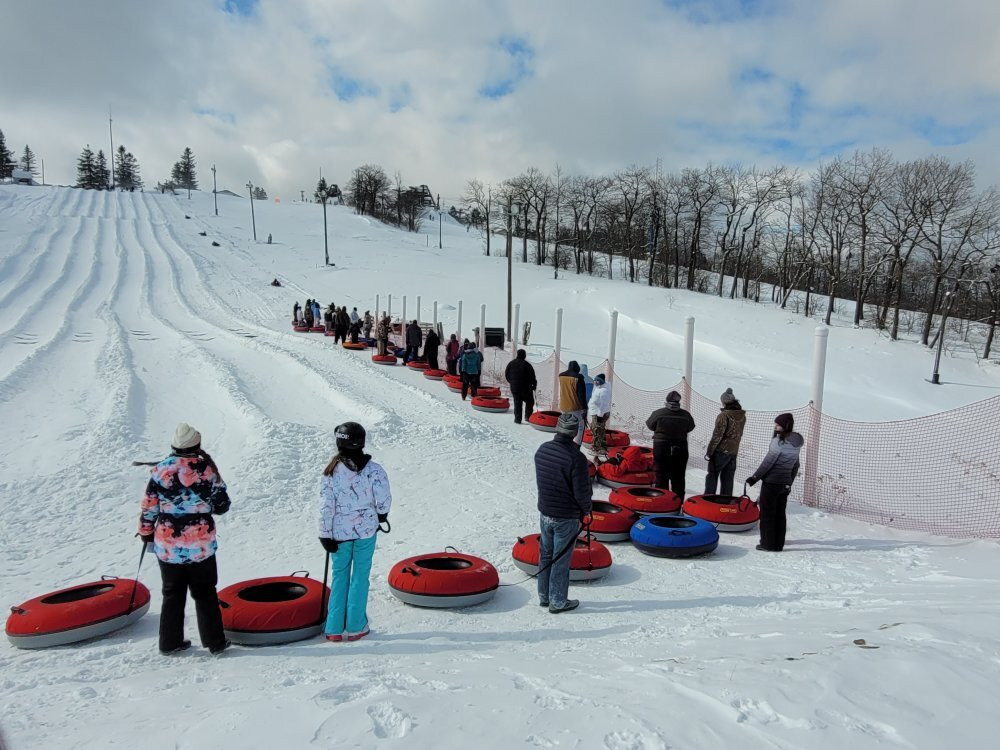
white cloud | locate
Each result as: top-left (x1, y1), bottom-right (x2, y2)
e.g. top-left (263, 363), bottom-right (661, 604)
top-left (3, 0), bottom-right (998, 201)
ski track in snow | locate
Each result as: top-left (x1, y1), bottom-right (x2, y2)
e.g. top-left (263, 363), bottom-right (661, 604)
top-left (1, 186), bottom-right (999, 749)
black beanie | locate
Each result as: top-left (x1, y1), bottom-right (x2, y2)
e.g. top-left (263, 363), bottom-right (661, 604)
top-left (775, 413), bottom-right (794, 434)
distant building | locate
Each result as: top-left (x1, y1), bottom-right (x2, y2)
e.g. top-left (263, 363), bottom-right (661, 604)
top-left (214, 189), bottom-right (243, 198)
top-left (406, 184), bottom-right (435, 207)
top-left (11, 169), bottom-right (36, 186)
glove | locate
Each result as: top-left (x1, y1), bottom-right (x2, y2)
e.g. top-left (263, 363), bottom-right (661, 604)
top-left (746, 476), bottom-right (759, 487)
top-left (319, 537), bottom-right (339, 553)
top-left (138, 532), bottom-right (154, 544)
top-left (581, 513), bottom-right (593, 526)
top-left (377, 513), bottom-right (389, 523)
top-left (704, 455), bottom-right (711, 463)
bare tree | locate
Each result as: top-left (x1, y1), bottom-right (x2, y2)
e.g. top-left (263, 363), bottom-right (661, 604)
top-left (463, 179), bottom-right (493, 256)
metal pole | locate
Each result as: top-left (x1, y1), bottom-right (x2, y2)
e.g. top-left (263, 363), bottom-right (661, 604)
top-left (438, 193), bottom-right (442, 249)
top-left (682, 316), bottom-right (695, 409)
top-left (479, 304), bottom-right (486, 350)
top-left (457, 300), bottom-right (463, 340)
top-left (108, 105), bottom-right (115, 190)
top-left (375, 294), bottom-right (380, 322)
top-left (212, 164), bottom-right (218, 216)
top-left (433, 300), bottom-right (438, 327)
top-left (931, 306), bottom-right (947, 384)
top-left (387, 294), bottom-right (391, 317)
top-left (246, 181), bottom-right (256, 241)
top-left (804, 326), bottom-right (829, 507)
top-left (607, 309), bottom-right (619, 385)
top-left (322, 199), bottom-right (329, 266)
top-left (416, 295), bottom-right (421, 324)
top-left (552, 308), bottom-right (563, 410)
top-left (512, 303), bottom-right (520, 355)
top-left (402, 296), bottom-right (407, 326)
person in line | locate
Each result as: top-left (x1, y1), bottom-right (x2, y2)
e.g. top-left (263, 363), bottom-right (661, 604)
top-left (558, 360), bottom-right (588, 444)
top-left (375, 315), bottom-right (391, 356)
top-left (271, 278), bottom-right (281, 287)
top-left (459, 341), bottom-right (483, 400)
top-left (533, 413), bottom-right (592, 614)
top-left (318, 422), bottom-right (391, 642)
top-left (335, 307), bottom-right (350, 344)
top-left (404, 320), bottom-right (422, 363)
top-left (362, 311), bottom-right (373, 340)
top-left (303, 300), bottom-right (314, 329)
top-left (323, 304), bottom-right (334, 334)
top-left (350, 307), bottom-right (360, 326)
top-left (587, 374), bottom-right (612, 456)
top-left (312, 300), bottom-right (321, 325)
top-left (349, 316), bottom-right (362, 343)
top-left (293, 302), bottom-right (302, 325)
top-left (504, 349), bottom-right (537, 424)
top-left (138, 423), bottom-right (231, 655)
top-left (747, 413), bottom-right (803, 552)
top-left (645, 391), bottom-right (695, 499)
top-left (704, 388), bottom-right (747, 496)
top-left (423, 326), bottom-right (441, 370)
top-left (445, 334), bottom-right (461, 375)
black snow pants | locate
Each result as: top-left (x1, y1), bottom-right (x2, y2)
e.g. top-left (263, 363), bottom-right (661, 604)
top-left (461, 373), bottom-right (480, 400)
top-left (158, 556), bottom-right (227, 652)
top-left (653, 441), bottom-right (688, 500)
top-left (512, 390), bottom-right (535, 423)
top-left (757, 482), bottom-right (790, 551)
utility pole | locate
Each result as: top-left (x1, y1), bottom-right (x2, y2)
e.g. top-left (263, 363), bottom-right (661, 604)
top-left (438, 193), bottom-right (442, 249)
top-left (40, 158), bottom-right (45, 186)
top-left (300, 190), bottom-right (305, 202)
top-left (211, 164), bottom-right (218, 216)
top-left (108, 105), bottom-right (115, 190)
top-left (246, 181), bottom-right (257, 241)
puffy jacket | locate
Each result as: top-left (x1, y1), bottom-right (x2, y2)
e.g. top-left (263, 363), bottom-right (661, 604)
top-left (459, 346), bottom-right (483, 375)
top-left (534, 434), bottom-right (593, 519)
top-left (138, 450), bottom-right (231, 564)
top-left (753, 432), bottom-right (804, 486)
top-left (604, 446), bottom-right (652, 478)
top-left (446, 339), bottom-right (461, 361)
top-left (587, 383), bottom-right (611, 417)
top-left (318, 459), bottom-right (392, 541)
top-left (350, 310), bottom-right (360, 324)
top-left (707, 404), bottom-right (746, 455)
top-left (559, 368), bottom-right (586, 412)
top-left (406, 324), bottom-right (422, 347)
top-left (504, 358), bottom-right (537, 395)
top-left (645, 404), bottom-right (695, 443)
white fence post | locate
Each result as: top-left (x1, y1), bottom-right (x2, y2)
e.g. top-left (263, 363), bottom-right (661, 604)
top-left (607, 309), bottom-right (619, 384)
top-left (375, 294), bottom-right (380, 321)
top-left (804, 326), bottom-right (829, 507)
top-left (682, 316), bottom-right (695, 409)
top-left (433, 300), bottom-right (438, 327)
top-left (479, 304), bottom-right (486, 349)
top-left (457, 300), bottom-right (463, 340)
top-left (416, 295), bottom-right (421, 324)
top-left (552, 307), bottom-right (563, 410)
top-left (512, 303), bottom-right (521, 356)
top-left (387, 294), bottom-right (392, 317)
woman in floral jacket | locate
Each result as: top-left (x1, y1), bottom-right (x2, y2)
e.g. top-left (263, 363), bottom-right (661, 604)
top-left (318, 422), bottom-right (392, 642)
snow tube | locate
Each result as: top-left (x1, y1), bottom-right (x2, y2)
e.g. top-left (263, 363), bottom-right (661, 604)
top-left (587, 501), bottom-right (640, 543)
top-left (392, 347), bottom-right (407, 358)
top-left (471, 396), bottom-right (510, 413)
top-left (511, 534), bottom-right (612, 581)
top-left (476, 386), bottom-right (502, 398)
top-left (423, 369), bottom-right (447, 380)
top-left (443, 374), bottom-right (463, 386)
top-left (6, 577), bottom-right (151, 649)
top-left (406, 360), bottom-right (430, 370)
top-left (583, 429), bottom-right (630, 448)
top-left (588, 461), bottom-right (597, 479)
top-left (324, 330), bottom-right (336, 337)
top-left (372, 354), bottom-right (398, 366)
top-left (630, 515), bottom-right (719, 558)
top-left (218, 572), bottom-right (329, 646)
top-left (310, 326), bottom-right (326, 333)
top-left (596, 464), bottom-right (656, 488)
top-left (342, 341), bottom-right (367, 350)
top-left (292, 325), bottom-right (310, 333)
top-left (388, 552), bottom-right (499, 608)
top-left (683, 494), bottom-right (760, 532)
top-left (608, 486), bottom-right (681, 515)
top-left (528, 410), bottom-right (560, 432)
top-left (445, 381), bottom-right (463, 393)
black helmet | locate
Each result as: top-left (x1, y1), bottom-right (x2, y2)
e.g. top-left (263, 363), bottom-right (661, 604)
top-left (335, 422), bottom-right (366, 451)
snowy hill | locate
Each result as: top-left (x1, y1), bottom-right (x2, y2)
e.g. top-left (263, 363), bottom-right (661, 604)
top-left (1, 185), bottom-right (998, 749)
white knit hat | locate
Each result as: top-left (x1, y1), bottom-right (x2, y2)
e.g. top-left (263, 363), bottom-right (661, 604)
top-left (171, 422), bottom-right (201, 450)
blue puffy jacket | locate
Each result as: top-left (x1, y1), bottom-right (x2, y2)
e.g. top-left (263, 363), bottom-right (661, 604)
top-left (534, 434), bottom-right (593, 519)
top-left (459, 346), bottom-right (483, 375)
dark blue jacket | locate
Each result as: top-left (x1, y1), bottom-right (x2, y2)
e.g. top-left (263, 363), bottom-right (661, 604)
top-left (534, 434), bottom-right (593, 519)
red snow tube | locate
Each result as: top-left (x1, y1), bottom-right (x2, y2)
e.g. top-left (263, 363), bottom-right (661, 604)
top-left (476, 386), bottom-right (501, 398)
top-left (372, 354), bottom-right (398, 366)
top-left (583, 429), bottom-right (630, 447)
top-left (596, 463), bottom-right (656, 488)
top-left (511, 534), bottom-right (612, 581)
top-left (388, 552), bottom-right (499, 608)
top-left (471, 396), bottom-right (509, 413)
top-left (609, 486), bottom-right (681, 515)
top-left (6, 577), bottom-right (151, 649)
top-left (310, 326), bottom-right (326, 333)
top-left (342, 341), bottom-right (366, 350)
top-left (683, 494), bottom-right (760, 532)
top-left (528, 410), bottom-right (561, 432)
top-left (423, 369), bottom-right (447, 380)
top-left (444, 376), bottom-right (463, 392)
top-left (292, 325), bottom-right (310, 333)
top-left (588, 501), bottom-right (640, 543)
top-left (324, 330), bottom-right (336, 337)
top-left (406, 361), bottom-right (430, 370)
top-left (218, 573), bottom-right (329, 646)
top-left (588, 461), bottom-right (597, 479)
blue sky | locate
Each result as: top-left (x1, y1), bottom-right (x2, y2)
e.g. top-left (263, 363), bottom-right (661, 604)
top-left (3, 0), bottom-right (998, 199)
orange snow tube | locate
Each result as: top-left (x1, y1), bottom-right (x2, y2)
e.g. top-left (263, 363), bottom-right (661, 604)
top-left (608, 486), bottom-right (681, 515)
top-left (528, 410), bottom-right (561, 432)
top-left (683, 494), bottom-right (760, 532)
top-left (587, 501), bottom-right (640, 543)
top-left (583, 429), bottom-right (630, 447)
top-left (372, 354), bottom-right (398, 366)
top-left (423, 369), bottom-right (448, 380)
top-left (470, 396), bottom-right (509, 413)
top-left (342, 341), bottom-right (366, 350)
top-left (406, 361), bottom-right (430, 370)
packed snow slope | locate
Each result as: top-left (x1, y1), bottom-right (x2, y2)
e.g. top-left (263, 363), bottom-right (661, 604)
top-left (0, 185), bottom-right (998, 750)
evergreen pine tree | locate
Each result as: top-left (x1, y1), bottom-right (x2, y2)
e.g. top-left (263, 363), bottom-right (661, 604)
top-left (77, 145), bottom-right (96, 189)
top-left (125, 151), bottom-right (142, 191)
top-left (175, 147), bottom-right (197, 190)
top-left (115, 145), bottom-right (129, 189)
top-left (94, 149), bottom-right (110, 189)
top-left (0, 129), bottom-right (14, 180)
top-left (19, 144), bottom-right (37, 176)
top-left (253, 186), bottom-right (268, 200)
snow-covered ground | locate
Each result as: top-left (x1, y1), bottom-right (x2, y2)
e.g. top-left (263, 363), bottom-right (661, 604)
top-left (0, 185), bottom-right (998, 749)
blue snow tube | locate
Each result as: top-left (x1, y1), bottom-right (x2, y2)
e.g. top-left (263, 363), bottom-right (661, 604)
top-left (629, 515), bottom-right (719, 558)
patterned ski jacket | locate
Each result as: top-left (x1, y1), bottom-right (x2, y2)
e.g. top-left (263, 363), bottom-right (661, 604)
top-left (318, 460), bottom-right (393, 541)
top-left (138, 451), bottom-right (231, 564)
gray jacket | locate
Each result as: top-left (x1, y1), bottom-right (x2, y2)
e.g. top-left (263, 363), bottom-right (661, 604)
top-left (752, 432), bottom-right (803, 486)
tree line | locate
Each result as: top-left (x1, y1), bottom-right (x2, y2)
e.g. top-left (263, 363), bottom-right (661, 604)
top-left (0, 127), bottom-right (40, 180)
top-left (461, 152), bottom-right (1000, 359)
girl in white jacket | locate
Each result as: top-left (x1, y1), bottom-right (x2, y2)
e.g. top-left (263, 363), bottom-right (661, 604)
top-left (318, 422), bottom-right (392, 642)
top-left (587, 374), bottom-right (612, 456)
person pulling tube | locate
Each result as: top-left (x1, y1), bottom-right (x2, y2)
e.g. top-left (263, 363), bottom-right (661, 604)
top-left (747, 413), bottom-right (803, 552)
